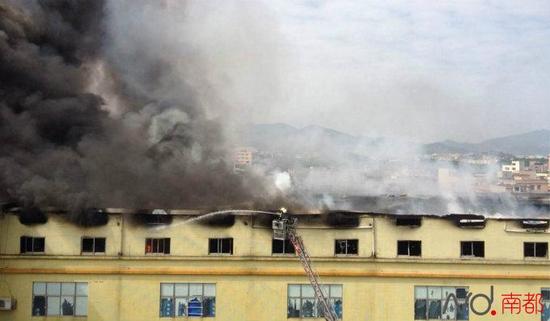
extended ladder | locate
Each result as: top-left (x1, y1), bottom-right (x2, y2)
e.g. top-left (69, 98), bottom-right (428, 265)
top-left (288, 228), bottom-right (338, 321)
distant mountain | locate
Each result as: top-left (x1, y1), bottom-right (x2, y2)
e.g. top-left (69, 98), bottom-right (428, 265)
top-left (424, 129), bottom-right (550, 155)
top-left (237, 123), bottom-right (385, 165)
top-left (241, 124), bottom-right (550, 157)
top-left (240, 123), bottom-right (359, 152)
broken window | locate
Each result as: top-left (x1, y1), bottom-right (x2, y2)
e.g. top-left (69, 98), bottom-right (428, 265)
top-left (460, 241), bottom-right (484, 258)
top-left (397, 240), bottom-right (421, 256)
top-left (287, 284), bottom-right (342, 319)
top-left (334, 239), bottom-right (358, 255)
top-left (32, 282), bottom-right (87, 316)
top-left (524, 242), bottom-right (548, 258)
top-left (145, 238), bottom-right (170, 254)
top-left (542, 288), bottom-right (550, 321)
top-left (81, 237), bottom-right (106, 255)
top-left (208, 238), bottom-right (233, 255)
top-left (160, 283), bottom-right (215, 317)
top-left (20, 236), bottom-right (45, 254)
top-left (414, 286), bottom-right (468, 320)
top-left (272, 238), bottom-right (295, 254)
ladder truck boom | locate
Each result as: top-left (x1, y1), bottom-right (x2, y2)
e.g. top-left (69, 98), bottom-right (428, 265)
top-left (272, 214), bottom-right (338, 321)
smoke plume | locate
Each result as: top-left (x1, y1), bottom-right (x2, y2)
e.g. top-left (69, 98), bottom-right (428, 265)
top-left (0, 0), bottom-right (281, 211)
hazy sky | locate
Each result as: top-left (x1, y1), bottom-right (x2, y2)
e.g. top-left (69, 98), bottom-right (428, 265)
top-left (248, 1), bottom-right (550, 143)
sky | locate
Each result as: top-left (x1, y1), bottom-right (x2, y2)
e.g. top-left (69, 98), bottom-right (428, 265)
top-left (243, 0), bottom-right (550, 143)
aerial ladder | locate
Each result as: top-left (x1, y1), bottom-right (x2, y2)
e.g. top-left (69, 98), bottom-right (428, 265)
top-left (272, 210), bottom-right (338, 321)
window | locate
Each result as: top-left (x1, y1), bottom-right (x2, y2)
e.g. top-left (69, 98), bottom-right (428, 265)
top-left (524, 242), bottom-right (548, 258)
top-left (20, 236), bottom-right (45, 254)
top-left (208, 238), bottom-right (233, 255)
top-left (287, 284), bottom-right (342, 319)
top-left (160, 283), bottom-right (215, 317)
top-left (146, 238), bottom-right (170, 254)
top-left (460, 241), bottom-right (484, 258)
top-left (414, 286), bottom-right (468, 320)
top-left (542, 288), bottom-right (550, 321)
top-left (397, 240), bottom-right (421, 256)
top-left (81, 237), bottom-right (106, 255)
top-left (272, 238), bottom-right (295, 254)
top-left (335, 239), bottom-right (358, 255)
top-left (32, 282), bottom-right (87, 316)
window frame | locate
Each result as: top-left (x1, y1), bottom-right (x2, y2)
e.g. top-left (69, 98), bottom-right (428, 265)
top-left (145, 238), bottom-right (171, 255)
top-left (524, 242), bottom-right (548, 259)
top-left (334, 239), bottom-right (359, 256)
top-left (272, 238), bottom-right (296, 255)
top-left (287, 284), bottom-right (343, 319)
top-left (397, 240), bottom-right (422, 257)
top-left (460, 241), bottom-right (484, 258)
top-left (31, 282), bottom-right (88, 317)
top-left (20, 236), bottom-right (45, 254)
top-left (208, 238), bottom-right (233, 255)
top-left (414, 285), bottom-right (469, 320)
top-left (159, 283), bottom-right (216, 318)
top-left (81, 237), bottom-right (106, 255)
top-left (542, 288), bottom-right (550, 320)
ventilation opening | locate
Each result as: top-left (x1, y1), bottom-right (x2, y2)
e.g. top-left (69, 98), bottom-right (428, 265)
top-left (18, 207), bottom-right (48, 225)
top-left (134, 209), bottom-right (173, 225)
top-left (199, 214), bottom-right (235, 227)
top-left (75, 208), bottom-right (109, 227)
top-left (395, 216), bottom-right (422, 227)
top-left (521, 220), bottom-right (549, 230)
top-left (325, 212), bottom-right (360, 228)
top-left (451, 215), bottom-right (486, 228)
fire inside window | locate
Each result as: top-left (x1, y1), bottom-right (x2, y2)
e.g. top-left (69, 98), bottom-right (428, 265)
top-left (208, 238), bottom-right (233, 255)
top-left (81, 237), bottom-right (106, 254)
top-left (272, 238), bottom-right (295, 254)
top-left (524, 242), bottom-right (548, 258)
top-left (334, 239), bottom-right (358, 255)
top-left (397, 240), bottom-right (421, 256)
top-left (145, 238), bottom-right (171, 254)
top-left (460, 241), bottom-right (484, 258)
top-left (20, 236), bottom-right (45, 254)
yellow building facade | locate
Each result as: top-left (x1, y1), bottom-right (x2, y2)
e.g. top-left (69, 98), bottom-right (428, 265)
top-left (1, 209), bottom-right (550, 321)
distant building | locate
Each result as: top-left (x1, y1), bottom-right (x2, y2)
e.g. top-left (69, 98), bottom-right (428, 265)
top-left (234, 147), bottom-right (255, 167)
top-left (502, 160), bottom-right (523, 173)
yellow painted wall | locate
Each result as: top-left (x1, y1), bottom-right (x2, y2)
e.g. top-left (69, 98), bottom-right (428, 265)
top-left (0, 214), bottom-right (122, 256)
top-left (1, 212), bottom-right (550, 321)
top-left (375, 216), bottom-right (550, 261)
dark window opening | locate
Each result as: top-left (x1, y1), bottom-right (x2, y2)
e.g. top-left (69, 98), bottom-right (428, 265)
top-left (32, 295), bottom-right (46, 316)
top-left (524, 242), bottom-right (547, 258)
top-left (396, 217), bottom-right (422, 227)
top-left (397, 240), bottom-right (421, 256)
top-left (460, 241), bottom-right (484, 258)
top-left (209, 238), bottom-right (233, 255)
top-left (145, 238), bottom-right (170, 254)
top-left (20, 236), bottom-right (45, 254)
top-left (334, 239), bottom-right (358, 255)
top-left (272, 238), bottom-right (295, 254)
top-left (81, 237), bottom-right (106, 254)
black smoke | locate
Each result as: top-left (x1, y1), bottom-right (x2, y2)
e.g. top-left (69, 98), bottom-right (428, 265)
top-left (0, 0), bottom-right (274, 214)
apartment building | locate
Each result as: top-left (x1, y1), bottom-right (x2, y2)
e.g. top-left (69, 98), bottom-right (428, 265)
top-left (1, 209), bottom-right (550, 321)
